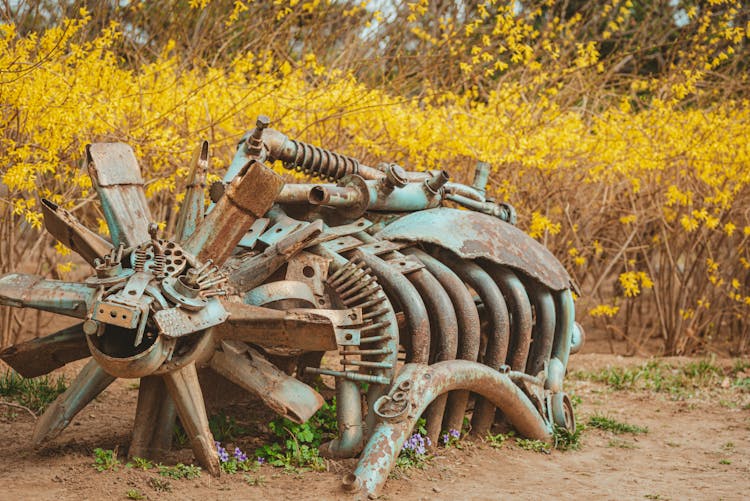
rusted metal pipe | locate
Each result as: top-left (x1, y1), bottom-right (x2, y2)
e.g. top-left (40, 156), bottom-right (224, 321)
top-left (403, 248), bottom-right (481, 433)
top-left (347, 361), bottom-right (552, 497)
top-left (433, 250), bottom-right (509, 436)
top-left (483, 263), bottom-right (532, 371)
top-left (320, 379), bottom-right (364, 458)
top-left (356, 251), bottom-right (430, 363)
top-left (524, 281), bottom-right (556, 377)
top-left (182, 160), bottom-right (283, 266)
top-left (406, 268), bottom-right (458, 445)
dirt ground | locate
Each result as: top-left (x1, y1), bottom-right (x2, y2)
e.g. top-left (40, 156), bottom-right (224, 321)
top-left (1, 348), bottom-right (748, 501)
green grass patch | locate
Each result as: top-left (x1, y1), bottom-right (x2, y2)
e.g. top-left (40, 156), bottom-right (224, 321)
top-left (0, 370), bottom-right (67, 414)
top-left (588, 414), bottom-right (648, 434)
top-left (573, 358), bottom-right (724, 397)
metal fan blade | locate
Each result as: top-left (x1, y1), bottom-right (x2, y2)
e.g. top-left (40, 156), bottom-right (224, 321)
top-left (174, 140), bottom-right (209, 242)
top-left (0, 273), bottom-right (96, 319)
top-left (212, 301), bottom-right (338, 352)
top-left (181, 160), bottom-right (283, 266)
top-left (209, 340), bottom-right (324, 424)
top-left (32, 358), bottom-right (115, 445)
top-left (0, 323), bottom-right (89, 378)
top-left (41, 198), bottom-right (113, 267)
top-left (162, 362), bottom-right (219, 476)
top-left (129, 376), bottom-right (176, 460)
top-left (86, 143), bottom-right (152, 247)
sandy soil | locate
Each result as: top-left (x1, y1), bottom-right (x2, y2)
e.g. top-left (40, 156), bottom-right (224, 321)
top-left (1, 352), bottom-right (748, 501)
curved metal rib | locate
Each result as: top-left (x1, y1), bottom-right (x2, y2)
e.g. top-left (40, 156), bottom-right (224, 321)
top-left (406, 267), bottom-right (458, 445)
top-left (524, 281), bottom-right (556, 376)
top-left (483, 263), bottom-right (532, 371)
top-left (404, 248), bottom-right (481, 433)
top-left (433, 250), bottom-right (509, 436)
top-left (356, 251), bottom-right (430, 363)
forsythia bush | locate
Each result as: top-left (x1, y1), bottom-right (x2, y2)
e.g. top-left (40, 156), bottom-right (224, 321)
top-left (1, 1), bottom-right (748, 354)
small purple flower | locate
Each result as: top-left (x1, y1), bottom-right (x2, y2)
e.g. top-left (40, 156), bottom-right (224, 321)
top-left (215, 441), bottom-right (229, 463)
top-left (256, 456), bottom-right (266, 465)
top-left (234, 447), bottom-right (248, 462)
top-left (442, 433), bottom-right (450, 444)
top-left (449, 429), bottom-right (460, 439)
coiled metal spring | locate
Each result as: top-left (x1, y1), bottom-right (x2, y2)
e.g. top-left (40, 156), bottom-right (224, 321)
top-left (283, 139), bottom-right (359, 182)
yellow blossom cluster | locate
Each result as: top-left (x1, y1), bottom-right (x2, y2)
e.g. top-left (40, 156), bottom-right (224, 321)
top-left (1, 2), bottom-right (749, 353)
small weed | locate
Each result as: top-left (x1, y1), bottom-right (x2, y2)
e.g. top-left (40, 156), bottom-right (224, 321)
top-left (157, 463), bottom-right (201, 480)
top-left (244, 474), bottom-right (266, 486)
top-left (0, 370), bottom-right (67, 414)
top-left (719, 458), bottom-right (731, 465)
top-left (588, 414), bottom-right (648, 434)
top-left (255, 398), bottom-right (337, 471)
top-left (665, 441), bottom-right (681, 447)
top-left (516, 438), bottom-right (551, 454)
top-left (127, 457), bottom-right (153, 471)
top-left (147, 477), bottom-right (172, 492)
top-left (125, 489), bottom-right (145, 500)
top-left (172, 422), bottom-right (189, 447)
top-left (608, 438), bottom-right (638, 449)
top-left (209, 412), bottom-right (249, 443)
top-left (553, 424), bottom-right (584, 451)
top-left (721, 441), bottom-right (734, 451)
top-left (93, 448), bottom-right (120, 472)
top-left (486, 431), bottom-right (513, 449)
top-left (644, 494), bottom-right (667, 500)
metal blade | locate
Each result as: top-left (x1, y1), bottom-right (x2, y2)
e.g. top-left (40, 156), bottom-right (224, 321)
top-left (129, 376), bottom-right (176, 460)
top-left (162, 362), bottom-right (219, 476)
top-left (41, 198), bottom-right (113, 267)
top-left (86, 143), bottom-right (152, 247)
top-left (0, 323), bottom-right (89, 378)
top-left (32, 358), bottom-right (115, 445)
top-left (0, 273), bottom-right (96, 319)
top-left (210, 340), bottom-right (324, 424)
top-left (174, 140), bottom-right (209, 242)
top-left (212, 301), bottom-right (338, 352)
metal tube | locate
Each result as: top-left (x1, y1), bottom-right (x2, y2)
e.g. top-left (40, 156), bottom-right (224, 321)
top-left (356, 251), bottom-right (431, 363)
top-left (182, 161), bottom-right (283, 266)
top-left (552, 289), bottom-right (575, 369)
top-left (348, 361), bottom-right (552, 498)
top-left (524, 281), bottom-right (556, 377)
top-left (434, 250), bottom-right (509, 436)
top-left (483, 264), bottom-right (532, 371)
top-left (406, 268), bottom-right (458, 446)
top-left (319, 379), bottom-right (364, 458)
top-left (403, 248), bottom-right (481, 433)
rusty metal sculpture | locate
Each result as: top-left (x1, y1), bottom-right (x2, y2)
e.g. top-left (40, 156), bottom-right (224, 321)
top-left (0, 116), bottom-right (583, 497)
